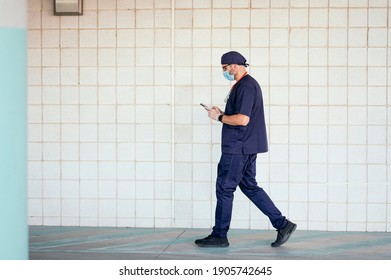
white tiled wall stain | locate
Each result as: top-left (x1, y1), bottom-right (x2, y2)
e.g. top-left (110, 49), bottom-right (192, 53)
top-left (27, 0), bottom-right (391, 232)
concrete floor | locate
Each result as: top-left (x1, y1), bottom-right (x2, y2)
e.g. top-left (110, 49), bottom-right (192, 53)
top-left (29, 226), bottom-right (391, 260)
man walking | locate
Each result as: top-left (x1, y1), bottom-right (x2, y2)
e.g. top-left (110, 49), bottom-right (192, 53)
top-left (195, 51), bottom-right (296, 248)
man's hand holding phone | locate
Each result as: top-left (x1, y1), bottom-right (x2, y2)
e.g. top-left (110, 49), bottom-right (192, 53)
top-left (201, 103), bottom-right (223, 121)
top-left (200, 103), bottom-right (211, 111)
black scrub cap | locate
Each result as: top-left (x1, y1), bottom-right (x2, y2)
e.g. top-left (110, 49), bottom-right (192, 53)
top-left (221, 51), bottom-right (249, 67)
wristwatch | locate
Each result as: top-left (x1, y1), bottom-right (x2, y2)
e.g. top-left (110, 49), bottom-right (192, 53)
top-left (218, 114), bottom-right (223, 123)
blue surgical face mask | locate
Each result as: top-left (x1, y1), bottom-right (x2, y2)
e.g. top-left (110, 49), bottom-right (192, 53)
top-left (223, 70), bottom-right (235, 81)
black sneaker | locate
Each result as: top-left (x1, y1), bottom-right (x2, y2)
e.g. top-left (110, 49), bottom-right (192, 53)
top-left (271, 220), bottom-right (297, 247)
top-left (195, 235), bottom-right (229, 247)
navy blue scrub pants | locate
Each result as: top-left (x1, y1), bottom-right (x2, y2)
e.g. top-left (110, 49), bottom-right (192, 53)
top-left (212, 153), bottom-right (287, 238)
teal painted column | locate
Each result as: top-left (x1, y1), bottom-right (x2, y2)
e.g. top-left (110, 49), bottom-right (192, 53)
top-left (0, 0), bottom-right (28, 260)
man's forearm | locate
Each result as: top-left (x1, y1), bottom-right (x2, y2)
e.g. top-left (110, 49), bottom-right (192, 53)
top-left (220, 113), bottom-right (249, 126)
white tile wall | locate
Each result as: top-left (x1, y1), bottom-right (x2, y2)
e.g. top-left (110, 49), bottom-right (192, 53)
top-left (27, 0), bottom-right (390, 232)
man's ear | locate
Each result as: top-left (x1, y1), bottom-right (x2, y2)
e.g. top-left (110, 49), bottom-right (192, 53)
top-left (230, 64), bottom-right (239, 73)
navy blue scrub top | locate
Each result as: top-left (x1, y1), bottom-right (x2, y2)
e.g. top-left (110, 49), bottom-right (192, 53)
top-left (221, 74), bottom-right (268, 155)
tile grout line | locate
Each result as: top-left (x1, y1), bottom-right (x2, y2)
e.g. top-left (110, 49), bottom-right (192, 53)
top-left (155, 229), bottom-right (187, 259)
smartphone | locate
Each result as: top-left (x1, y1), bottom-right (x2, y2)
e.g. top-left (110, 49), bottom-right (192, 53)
top-left (200, 103), bottom-right (210, 110)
